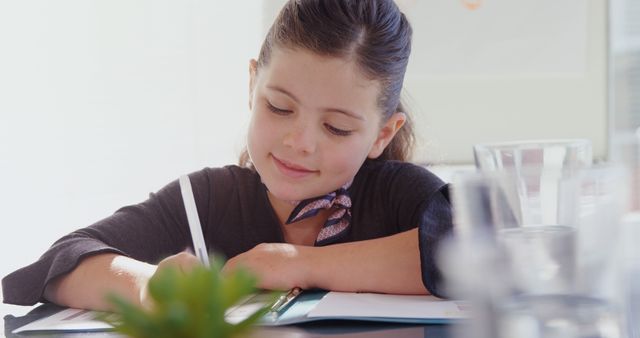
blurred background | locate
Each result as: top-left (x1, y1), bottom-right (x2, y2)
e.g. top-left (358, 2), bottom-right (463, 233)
top-left (0, 0), bottom-right (637, 302)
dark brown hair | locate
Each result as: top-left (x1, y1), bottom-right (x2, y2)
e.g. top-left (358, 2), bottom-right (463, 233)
top-left (240, 0), bottom-right (414, 166)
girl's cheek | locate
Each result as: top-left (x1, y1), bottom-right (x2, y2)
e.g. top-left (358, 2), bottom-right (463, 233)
top-left (331, 146), bottom-right (365, 172)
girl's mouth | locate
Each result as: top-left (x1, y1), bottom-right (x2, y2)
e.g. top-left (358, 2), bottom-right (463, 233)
top-left (272, 155), bottom-right (317, 178)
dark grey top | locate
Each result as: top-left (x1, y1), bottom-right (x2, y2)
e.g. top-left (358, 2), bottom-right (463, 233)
top-left (2, 159), bottom-right (452, 305)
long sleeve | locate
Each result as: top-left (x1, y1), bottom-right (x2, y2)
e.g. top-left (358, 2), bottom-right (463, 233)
top-left (1, 170), bottom-right (211, 306)
top-left (418, 186), bottom-right (453, 298)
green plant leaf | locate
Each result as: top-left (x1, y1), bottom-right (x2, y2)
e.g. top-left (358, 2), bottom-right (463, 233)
top-left (101, 256), bottom-right (269, 338)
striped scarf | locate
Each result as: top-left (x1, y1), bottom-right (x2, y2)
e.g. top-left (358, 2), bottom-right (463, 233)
top-left (285, 181), bottom-right (352, 245)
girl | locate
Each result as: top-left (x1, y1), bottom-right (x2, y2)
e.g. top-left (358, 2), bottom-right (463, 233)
top-left (2, 0), bottom-right (452, 311)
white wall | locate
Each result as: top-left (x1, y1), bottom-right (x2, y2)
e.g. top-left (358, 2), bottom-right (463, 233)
top-left (0, 1), bottom-right (264, 295)
top-left (401, 0), bottom-right (607, 165)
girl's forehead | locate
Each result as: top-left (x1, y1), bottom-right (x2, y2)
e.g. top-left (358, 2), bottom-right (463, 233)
top-left (264, 47), bottom-right (379, 88)
top-left (258, 48), bottom-right (383, 120)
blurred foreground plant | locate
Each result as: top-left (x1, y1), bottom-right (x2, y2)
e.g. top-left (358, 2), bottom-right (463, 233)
top-left (100, 260), bottom-right (270, 338)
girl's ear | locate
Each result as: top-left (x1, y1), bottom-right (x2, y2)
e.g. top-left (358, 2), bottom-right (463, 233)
top-left (248, 59), bottom-right (258, 109)
top-left (367, 112), bottom-right (406, 159)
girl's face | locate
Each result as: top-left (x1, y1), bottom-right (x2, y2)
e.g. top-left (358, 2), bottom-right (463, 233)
top-left (247, 47), bottom-right (405, 202)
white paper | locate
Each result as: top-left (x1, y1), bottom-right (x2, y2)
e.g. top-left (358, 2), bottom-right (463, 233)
top-left (12, 308), bottom-right (113, 333)
top-left (13, 292), bottom-right (468, 332)
top-left (307, 292), bottom-right (468, 320)
top-left (12, 300), bottom-right (269, 333)
top-left (12, 293), bottom-right (273, 333)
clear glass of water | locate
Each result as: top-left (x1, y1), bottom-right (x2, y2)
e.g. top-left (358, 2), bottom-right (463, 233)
top-left (498, 226), bottom-right (576, 295)
top-left (443, 164), bottom-right (627, 338)
top-left (450, 168), bottom-right (583, 295)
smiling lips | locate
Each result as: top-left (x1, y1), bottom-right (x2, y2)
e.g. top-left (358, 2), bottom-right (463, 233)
top-left (272, 155), bottom-right (317, 178)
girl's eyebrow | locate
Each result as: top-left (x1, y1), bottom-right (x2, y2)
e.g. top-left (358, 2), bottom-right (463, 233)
top-left (323, 107), bottom-right (364, 121)
top-left (266, 85), bottom-right (364, 121)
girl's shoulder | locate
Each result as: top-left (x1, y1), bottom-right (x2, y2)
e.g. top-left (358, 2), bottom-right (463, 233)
top-left (197, 164), bottom-right (262, 189)
top-left (357, 159), bottom-right (445, 185)
top-left (187, 165), bottom-right (268, 218)
top-left (200, 164), bottom-right (260, 180)
top-left (352, 159), bottom-right (448, 202)
top-left (151, 165), bottom-right (263, 205)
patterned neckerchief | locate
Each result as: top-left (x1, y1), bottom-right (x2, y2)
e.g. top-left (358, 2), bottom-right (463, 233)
top-left (285, 181), bottom-right (353, 245)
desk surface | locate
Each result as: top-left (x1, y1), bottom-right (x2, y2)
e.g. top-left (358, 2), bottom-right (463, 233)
top-left (2, 302), bottom-right (456, 338)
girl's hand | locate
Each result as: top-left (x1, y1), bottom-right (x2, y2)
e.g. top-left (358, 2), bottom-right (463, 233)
top-left (140, 251), bottom-right (201, 309)
top-left (222, 243), bottom-right (311, 291)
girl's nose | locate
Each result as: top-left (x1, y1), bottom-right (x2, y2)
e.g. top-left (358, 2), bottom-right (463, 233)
top-left (283, 123), bottom-right (317, 154)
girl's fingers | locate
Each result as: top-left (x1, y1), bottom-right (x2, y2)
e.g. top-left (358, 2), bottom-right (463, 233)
top-left (156, 251), bottom-right (201, 275)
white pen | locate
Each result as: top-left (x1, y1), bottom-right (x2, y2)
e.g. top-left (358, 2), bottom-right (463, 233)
top-left (179, 175), bottom-right (210, 267)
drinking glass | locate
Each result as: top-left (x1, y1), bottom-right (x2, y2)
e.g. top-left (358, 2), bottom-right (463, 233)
top-left (441, 165), bottom-right (627, 338)
top-left (474, 139), bottom-right (592, 171)
top-left (450, 168), bottom-right (583, 295)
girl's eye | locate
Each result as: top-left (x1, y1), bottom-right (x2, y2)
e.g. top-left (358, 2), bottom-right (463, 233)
top-left (266, 102), bottom-right (291, 115)
top-left (324, 123), bottom-right (352, 136)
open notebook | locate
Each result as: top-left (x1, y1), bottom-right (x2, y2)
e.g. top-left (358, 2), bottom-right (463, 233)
top-left (13, 290), bottom-right (468, 333)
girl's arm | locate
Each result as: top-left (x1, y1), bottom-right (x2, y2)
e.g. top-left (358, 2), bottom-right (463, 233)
top-left (309, 227), bottom-right (427, 294)
top-left (222, 227), bottom-right (428, 295)
top-left (48, 227), bottom-right (424, 311)
top-left (44, 253), bottom-right (153, 311)
top-left (44, 252), bottom-right (199, 311)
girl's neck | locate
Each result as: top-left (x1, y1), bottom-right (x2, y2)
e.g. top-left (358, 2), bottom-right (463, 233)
top-left (266, 191), bottom-right (329, 246)
top-left (265, 191), bottom-right (297, 223)
top-left (280, 214), bottom-right (329, 246)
